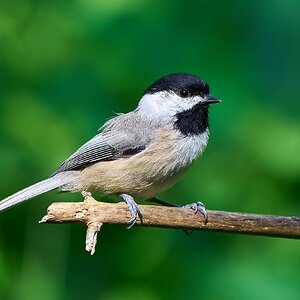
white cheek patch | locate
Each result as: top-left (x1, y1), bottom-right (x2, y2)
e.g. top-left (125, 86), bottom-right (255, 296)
top-left (137, 92), bottom-right (174, 117)
top-left (176, 95), bottom-right (203, 111)
top-left (137, 92), bottom-right (204, 119)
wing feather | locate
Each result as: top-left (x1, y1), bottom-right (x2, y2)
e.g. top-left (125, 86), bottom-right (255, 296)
top-left (51, 112), bottom-right (159, 176)
top-left (51, 135), bottom-right (118, 175)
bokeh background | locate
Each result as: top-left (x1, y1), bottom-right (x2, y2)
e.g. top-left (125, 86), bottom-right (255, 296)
top-left (1, 1), bottom-right (300, 299)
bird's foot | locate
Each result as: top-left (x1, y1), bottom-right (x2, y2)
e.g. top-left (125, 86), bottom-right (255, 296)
top-left (150, 197), bottom-right (208, 224)
top-left (119, 194), bottom-right (143, 229)
top-left (183, 201), bottom-right (208, 224)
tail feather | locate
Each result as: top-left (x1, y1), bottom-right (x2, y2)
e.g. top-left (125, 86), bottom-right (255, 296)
top-left (0, 173), bottom-right (72, 212)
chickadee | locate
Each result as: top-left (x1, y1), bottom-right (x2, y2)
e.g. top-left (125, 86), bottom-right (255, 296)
top-left (0, 73), bottom-right (220, 227)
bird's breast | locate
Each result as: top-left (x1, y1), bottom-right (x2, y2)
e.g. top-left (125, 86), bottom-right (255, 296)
top-left (80, 128), bottom-right (209, 199)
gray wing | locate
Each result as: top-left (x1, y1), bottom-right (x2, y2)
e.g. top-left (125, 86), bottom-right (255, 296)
top-left (51, 112), bottom-right (158, 175)
top-left (51, 135), bottom-right (119, 175)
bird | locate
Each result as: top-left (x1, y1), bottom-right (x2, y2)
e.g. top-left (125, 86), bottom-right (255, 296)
top-left (0, 73), bottom-right (221, 227)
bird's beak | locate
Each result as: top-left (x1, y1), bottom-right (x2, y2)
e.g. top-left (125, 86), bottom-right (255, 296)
top-left (201, 94), bottom-right (221, 105)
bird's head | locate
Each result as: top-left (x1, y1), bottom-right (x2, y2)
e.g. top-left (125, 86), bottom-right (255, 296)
top-left (137, 73), bottom-right (221, 122)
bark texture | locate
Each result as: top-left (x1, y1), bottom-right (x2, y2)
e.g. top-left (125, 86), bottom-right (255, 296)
top-left (39, 194), bottom-right (300, 255)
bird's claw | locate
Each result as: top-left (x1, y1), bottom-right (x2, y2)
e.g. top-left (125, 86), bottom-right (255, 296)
top-left (183, 201), bottom-right (208, 224)
top-left (126, 201), bottom-right (143, 229)
top-left (119, 194), bottom-right (143, 228)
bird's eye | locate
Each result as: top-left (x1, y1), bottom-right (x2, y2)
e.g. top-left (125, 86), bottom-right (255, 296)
top-left (179, 89), bottom-right (189, 98)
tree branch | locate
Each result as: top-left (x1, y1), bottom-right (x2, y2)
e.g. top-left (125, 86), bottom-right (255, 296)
top-left (39, 194), bottom-right (300, 255)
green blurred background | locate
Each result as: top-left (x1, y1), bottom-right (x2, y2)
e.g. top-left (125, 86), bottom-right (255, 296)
top-left (1, 0), bottom-right (300, 299)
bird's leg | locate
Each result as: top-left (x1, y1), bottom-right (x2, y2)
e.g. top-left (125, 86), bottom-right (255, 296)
top-left (151, 197), bottom-right (208, 224)
top-left (150, 198), bottom-right (180, 208)
top-left (119, 194), bottom-right (143, 229)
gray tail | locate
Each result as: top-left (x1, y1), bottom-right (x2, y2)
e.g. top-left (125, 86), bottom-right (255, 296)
top-left (0, 173), bottom-right (72, 212)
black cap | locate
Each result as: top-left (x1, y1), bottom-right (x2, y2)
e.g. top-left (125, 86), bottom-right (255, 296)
top-left (144, 73), bottom-right (210, 97)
